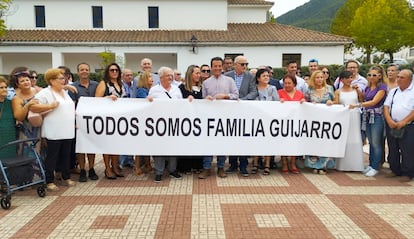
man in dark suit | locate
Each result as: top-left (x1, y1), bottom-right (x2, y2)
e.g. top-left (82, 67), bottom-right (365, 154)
top-left (224, 55), bottom-right (258, 176)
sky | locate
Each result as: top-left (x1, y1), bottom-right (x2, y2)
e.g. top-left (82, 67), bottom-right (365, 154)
top-left (269, 0), bottom-right (311, 17)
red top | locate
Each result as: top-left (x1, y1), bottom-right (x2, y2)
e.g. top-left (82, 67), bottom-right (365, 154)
top-left (277, 89), bottom-right (304, 101)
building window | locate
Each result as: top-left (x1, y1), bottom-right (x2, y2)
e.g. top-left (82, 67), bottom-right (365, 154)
top-left (410, 48), bottom-right (414, 57)
top-left (148, 6), bottom-right (159, 28)
top-left (92, 6), bottom-right (103, 28)
top-left (34, 6), bottom-right (45, 28)
top-left (282, 54), bottom-right (302, 67)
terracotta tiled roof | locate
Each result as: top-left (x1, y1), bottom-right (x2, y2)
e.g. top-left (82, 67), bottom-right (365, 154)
top-left (228, 0), bottom-right (274, 6)
top-left (0, 23), bottom-right (352, 45)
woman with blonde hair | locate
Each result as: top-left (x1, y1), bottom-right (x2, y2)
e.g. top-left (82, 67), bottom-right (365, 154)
top-left (133, 71), bottom-right (153, 175)
top-left (350, 65), bottom-right (388, 177)
top-left (30, 68), bottom-right (76, 191)
top-left (304, 70), bottom-right (335, 174)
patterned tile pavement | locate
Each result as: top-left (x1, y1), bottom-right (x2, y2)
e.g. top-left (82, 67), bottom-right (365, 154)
top-left (1, 153), bottom-right (413, 239)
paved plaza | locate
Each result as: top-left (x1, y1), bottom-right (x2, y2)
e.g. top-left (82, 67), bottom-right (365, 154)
top-left (1, 153), bottom-right (413, 239)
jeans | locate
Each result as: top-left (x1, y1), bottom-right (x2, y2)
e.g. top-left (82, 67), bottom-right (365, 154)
top-left (228, 156), bottom-right (248, 170)
top-left (153, 156), bottom-right (177, 175)
top-left (364, 114), bottom-right (384, 170)
top-left (203, 156), bottom-right (226, 169)
top-left (119, 155), bottom-right (134, 166)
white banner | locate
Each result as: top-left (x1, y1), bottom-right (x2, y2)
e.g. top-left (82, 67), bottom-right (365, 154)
top-left (75, 97), bottom-right (350, 157)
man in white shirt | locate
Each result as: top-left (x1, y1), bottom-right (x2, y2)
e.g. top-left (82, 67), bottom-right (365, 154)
top-left (279, 60), bottom-right (307, 93)
top-left (148, 66), bottom-right (182, 183)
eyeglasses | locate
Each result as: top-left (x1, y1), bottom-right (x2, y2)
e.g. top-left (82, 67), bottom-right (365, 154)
top-left (201, 69), bottom-right (210, 73)
top-left (109, 68), bottom-right (119, 72)
top-left (238, 63), bottom-right (249, 67)
top-left (367, 73), bottom-right (380, 77)
top-left (30, 76), bottom-right (38, 79)
top-left (322, 71), bottom-right (329, 74)
top-left (56, 77), bottom-right (65, 80)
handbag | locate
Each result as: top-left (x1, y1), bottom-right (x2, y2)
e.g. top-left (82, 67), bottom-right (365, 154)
top-left (389, 127), bottom-right (405, 139)
top-left (27, 88), bottom-right (55, 127)
top-left (27, 109), bottom-right (52, 127)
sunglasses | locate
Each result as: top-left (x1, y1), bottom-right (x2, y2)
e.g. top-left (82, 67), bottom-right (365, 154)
top-left (238, 63), bottom-right (249, 67)
top-left (322, 71), bottom-right (329, 74)
top-left (201, 69), bottom-right (210, 73)
top-left (109, 68), bottom-right (119, 72)
top-left (367, 73), bottom-right (380, 77)
top-left (30, 76), bottom-right (38, 79)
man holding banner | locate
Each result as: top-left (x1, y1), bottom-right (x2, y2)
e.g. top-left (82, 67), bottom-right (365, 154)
top-left (148, 66), bottom-right (183, 183)
top-left (199, 57), bottom-right (239, 179)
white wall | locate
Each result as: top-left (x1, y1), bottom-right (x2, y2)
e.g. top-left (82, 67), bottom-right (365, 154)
top-left (228, 6), bottom-right (268, 23)
top-left (6, 0), bottom-right (228, 30)
top-left (0, 44), bottom-right (345, 74)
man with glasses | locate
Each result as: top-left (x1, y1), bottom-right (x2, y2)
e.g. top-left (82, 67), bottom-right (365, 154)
top-left (224, 55), bottom-right (257, 176)
top-left (172, 69), bottom-right (183, 87)
top-left (200, 64), bottom-right (211, 82)
top-left (68, 62), bottom-right (99, 182)
top-left (334, 59), bottom-right (367, 91)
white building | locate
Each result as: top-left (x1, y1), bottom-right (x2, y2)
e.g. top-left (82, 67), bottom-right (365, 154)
top-left (0, 0), bottom-right (352, 74)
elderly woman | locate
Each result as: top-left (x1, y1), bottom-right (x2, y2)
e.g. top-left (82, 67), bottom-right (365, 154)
top-left (11, 67), bottom-right (41, 153)
top-left (95, 63), bottom-right (126, 179)
top-left (251, 68), bottom-right (279, 175)
top-left (304, 70), bottom-right (336, 174)
top-left (30, 68), bottom-right (76, 191)
top-left (278, 74), bottom-right (305, 174)
top-left (0, 77), bottom-right (16, 158)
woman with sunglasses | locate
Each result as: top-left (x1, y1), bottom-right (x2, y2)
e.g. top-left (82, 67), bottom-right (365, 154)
top-left (10, 67), bottom-right (42, 153)
top-left (95, 63), bottom-right (126, 179)
top-left (321, 66), bottom-right (334, 87)
top-left (350, 65), bottom-right (387, 177)
top-left (29, 70), bottom-right (43, 93)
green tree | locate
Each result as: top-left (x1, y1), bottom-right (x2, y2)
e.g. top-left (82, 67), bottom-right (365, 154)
top-left (350, 0), bottom-right (414, 63)
top-left (0, 0), bottom-right (12, 36)
top-left (330, 0), bottom-right (364, 37)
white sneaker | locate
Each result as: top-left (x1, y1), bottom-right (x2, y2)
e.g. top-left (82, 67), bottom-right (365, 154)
top-left (365, 168), bottom-right (378, 177)
top-left (363, 166), bottom-right (372, 174)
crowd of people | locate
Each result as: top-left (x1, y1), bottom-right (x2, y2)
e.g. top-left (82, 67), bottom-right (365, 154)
top-left (1, 55), bottom-right (413, 191)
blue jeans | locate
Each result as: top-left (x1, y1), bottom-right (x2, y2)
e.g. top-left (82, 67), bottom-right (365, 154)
top-left (119, 155), bottom-right (134, 166)
top-left (228, 156), bottom-right (248, 170)
top-left (365, 114), bottom-right (384, 170)
top-left (203, 156), bottom-right (226, 169)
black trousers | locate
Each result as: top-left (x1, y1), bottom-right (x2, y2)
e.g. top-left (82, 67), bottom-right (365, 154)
top-left (386, 124), bottom-right (414, 178)
top-left (45, 139), bottom-right (72, 183)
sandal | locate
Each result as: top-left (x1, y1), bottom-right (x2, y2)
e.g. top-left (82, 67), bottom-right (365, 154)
top-left (134, 167), bottom-right (144, 176)
top-left (290, 168), bottom-right (300, 174)
top-left (251, 166), bottom-right (258, 174)
top-left (263, 167), bottom-right (270, 175)
top-left (313, 169), bottom-right (326, 175)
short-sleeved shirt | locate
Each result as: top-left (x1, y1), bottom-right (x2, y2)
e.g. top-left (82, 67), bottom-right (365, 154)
top-left (364, 83), bottom-right (387, 110)
top-left (384, 82), bottom-right (414, 121)
top-left (278, 89), bottom-right (304, 101)
top-left (69, 80), bottom-right (98, 104)
top-left (148, 84), bottom-right (183, 99)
